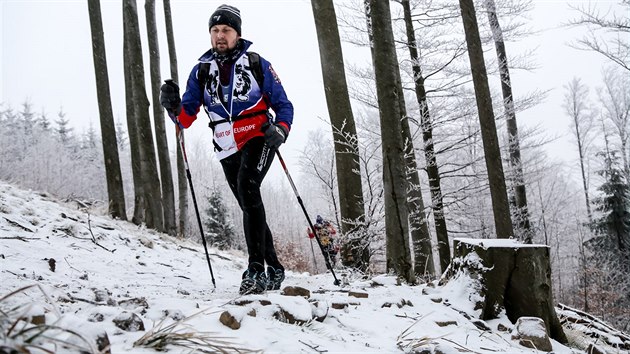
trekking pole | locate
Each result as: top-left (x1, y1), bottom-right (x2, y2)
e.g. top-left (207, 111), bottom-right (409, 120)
top-left (164, 83), bottom-right (216, 289)
top-left (309, 237), bottom-right (318, 271)
top-left (275, 150), bottom-right (341, 286)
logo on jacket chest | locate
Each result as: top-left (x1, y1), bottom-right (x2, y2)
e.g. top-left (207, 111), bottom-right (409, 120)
top-left (233, 64), bottom-right (251, 102)
top-left (206, 64), bottom-right (252, 105)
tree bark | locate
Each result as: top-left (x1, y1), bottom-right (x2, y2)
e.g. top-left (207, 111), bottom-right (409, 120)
top-left (122, 10), bottom-right (144, 225)
top-left (484, 0), bottom-right (532, 243)
top-left (123, 0), bottom-right (164, 232)
top-left (87, 0), bottom-right (127, 221)
top-left (366, 0), bottom-right (414, 283)
top-left (401, 108), bottom-right (435, 278)
top-left (310, 0), bottom-right (368, 271)
top-left (146, 0), bottom-right (176, 236)
top-left (458, 0), bottom-right (514, 238)
top-left (401, 0), bottom-right (448, 274)
top-left (163, 0), bottom-right (188, 238)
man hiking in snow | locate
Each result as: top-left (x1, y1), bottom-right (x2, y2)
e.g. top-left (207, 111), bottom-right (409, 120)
top-left (307, 215), bottom-right (339, 265)
top-left (159, 4), bottom-right (294, 295)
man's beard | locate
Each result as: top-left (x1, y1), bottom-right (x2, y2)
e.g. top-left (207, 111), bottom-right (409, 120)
top-left (214, 43), bottom-right (230, 55)
top-left (214, 39), bottom-right (243, 63)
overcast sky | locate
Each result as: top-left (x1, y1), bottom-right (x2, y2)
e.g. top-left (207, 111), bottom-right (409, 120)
top-left (0, 0), bottom-right (623, 183)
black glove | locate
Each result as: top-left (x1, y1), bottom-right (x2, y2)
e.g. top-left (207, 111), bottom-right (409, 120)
top-left (160, 80), bottom-right (182, 116)
top-left (261, 122), bottom-right (289, 149)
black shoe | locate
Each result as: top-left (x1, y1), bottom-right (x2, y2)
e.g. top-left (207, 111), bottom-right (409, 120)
top-left (266, 266), bottom-right (285, 291)
top-left (239, 263), bottom-right (267, 295)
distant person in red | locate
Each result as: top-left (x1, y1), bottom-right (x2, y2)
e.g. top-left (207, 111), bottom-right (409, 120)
top-left (159, 4), bottom-right (294, 295)
top-left (308, 215), bottom-right (339, 265)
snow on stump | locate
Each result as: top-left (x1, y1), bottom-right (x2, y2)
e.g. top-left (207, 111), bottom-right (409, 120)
top-left (442, 238), bottom-right (567, 344)
top-left (512, 317), bottom-right (553, 351)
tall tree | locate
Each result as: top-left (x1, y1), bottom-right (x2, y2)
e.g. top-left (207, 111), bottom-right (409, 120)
top-left (484, 0), bottom-right (532, 242)
top-left (310, 0), bottom-right (368, 271)
top-left (563, 78), bottom-right (595, 224)
top-left (389, 10), bottom-right (434, 278)
top-left (163, 0), bottom-right (188, 238)
top-left (145, 0), bottom-right (176, 236)
top-left (366, 0), bottom-right (414, 283)
top-left (401, 0), bottom-right (447, 274)
top-left (599, 67), bottom-right (630, 180)
top-left (123, 0), bottom-right (164, 232)
top-left (87, 0), bottom-right (127, 220)
top-left (586, 145), bottom-right (630, 327)
top-left (123, 7), bottom-right (144, 225)
top-left (55, 108), bottom-right (73, 145)
top-left (459, 0), bottom-right (514, 238)
top-left (591, 150), bottom-right (630, 253)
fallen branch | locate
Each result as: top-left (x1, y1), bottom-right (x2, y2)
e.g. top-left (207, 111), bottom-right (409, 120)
top-left (66, 293), bottom-right (104, 306)
top-left (2, 217), bottom-right (34, 232)
top-left (299, 340), bottom-right (327, 353)
top-left (440, 337), bottom-right (482, 354)
top-left (0, 236), bottom-right (40, 241)
top-left (84, 212), bottom-right (115, 253)
top-left (64, 257), bottom-right (81, 273)
top-left (179, 245), bottom-right (198, 253)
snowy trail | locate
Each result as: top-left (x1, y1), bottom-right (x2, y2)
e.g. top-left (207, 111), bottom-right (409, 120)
top-left (1, 181), bottom-right (585, 353)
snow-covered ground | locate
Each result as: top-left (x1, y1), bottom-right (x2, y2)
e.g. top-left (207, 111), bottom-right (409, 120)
top-left (0, 181), bottom-right (590, 353)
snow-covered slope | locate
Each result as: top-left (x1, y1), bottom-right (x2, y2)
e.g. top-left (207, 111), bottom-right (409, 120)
top-left (1, 181), bottom-right (582, 353)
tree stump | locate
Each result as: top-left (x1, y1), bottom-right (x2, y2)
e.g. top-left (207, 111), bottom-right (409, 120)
top-left (443, 238), bottom-right (567, 343)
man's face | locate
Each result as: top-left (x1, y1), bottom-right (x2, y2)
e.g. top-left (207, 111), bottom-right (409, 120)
top-left (211, 24), bottom-right (239, 54)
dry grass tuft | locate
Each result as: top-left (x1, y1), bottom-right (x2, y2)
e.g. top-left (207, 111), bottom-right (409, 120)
top-left (1, 284), bottom-right (101, 353)
top-left (133, 308), bottom-right (262, 353)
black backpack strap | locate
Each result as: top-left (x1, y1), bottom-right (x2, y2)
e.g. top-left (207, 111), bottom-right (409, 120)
top-left (198, 62), bottom-right (211, 91)
top-left (247, 52), bottom-right (264, 88)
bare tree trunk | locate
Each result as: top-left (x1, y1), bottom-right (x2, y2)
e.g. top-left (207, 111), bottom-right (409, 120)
top-left (401, 107), bottom-right (435, 278)
top-left (310, 0), bottom-right (368, 271)
top-left (459, 0), bottom-right (514, 238)
top-left (366, 0), bottom-right (414, 283)
top-left (146, 0), bottom-right (176, 236)
top-left (163, 0), bottom-right (188, 238)
top-left (123, 0), bottom-right (164, 232)
top-left (563, 78), bottom-right (594, 224)
top-left (484, 0), bottom-right (532, 243)
top-left (401, 0), bottom-right (448, 274)
top-left (87, 0), bottom-right (127, 221)
top-left (123, 12), bottom-right (144, 225)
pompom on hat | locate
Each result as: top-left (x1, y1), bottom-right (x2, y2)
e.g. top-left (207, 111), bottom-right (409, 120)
top-left (209, 4), bottom-right (241, 36)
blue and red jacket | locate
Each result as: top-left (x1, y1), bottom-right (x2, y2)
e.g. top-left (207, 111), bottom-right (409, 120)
top-left (178, 39), bottom-right (294, 160)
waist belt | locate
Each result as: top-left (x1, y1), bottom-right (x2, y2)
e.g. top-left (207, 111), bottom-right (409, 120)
top-left (208, 109), bottom-right (268, 130)
top-left (210, 109), bottom-right (269, 152)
